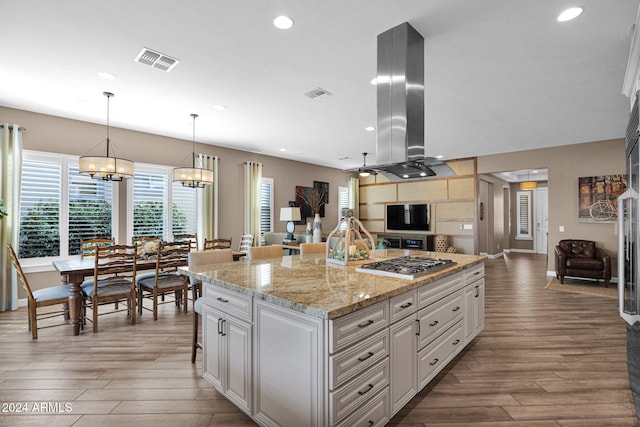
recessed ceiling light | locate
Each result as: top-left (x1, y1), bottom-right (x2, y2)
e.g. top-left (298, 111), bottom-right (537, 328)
top-left (213, 105), bottom-right (227, 111)
top-left (436, 155), bottom-right (444, 159)
top-left (279, 148), bottom-right (286, 152)
top-left (365, 126), bottom-right (375, 132)
top-left (557, 7), bottom-right (583, 22)
top-left (532, 170), bottom-right (539, 173)
top-left (370, 77), bottom-right (378, 85)
top-left (273, 16), bottom-right (294, 30)
top-left (98, 72), bottom-right (116, 80)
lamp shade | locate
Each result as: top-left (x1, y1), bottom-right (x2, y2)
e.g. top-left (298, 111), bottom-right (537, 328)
top-left (173, 167), bottom-right (214, 188)
top-left (520, 181), bottom-right (537, 190)
top-left (79, 155), bottom-right (134, 181)
top-left (280, 207), bottom-right (301, 222)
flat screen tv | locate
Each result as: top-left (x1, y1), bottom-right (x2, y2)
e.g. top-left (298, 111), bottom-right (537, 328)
top-left (386, 203), bottom-right (431, 232)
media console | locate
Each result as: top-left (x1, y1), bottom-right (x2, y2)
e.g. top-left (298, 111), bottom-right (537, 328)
top-left (377, 233), bottom-right (434, 251)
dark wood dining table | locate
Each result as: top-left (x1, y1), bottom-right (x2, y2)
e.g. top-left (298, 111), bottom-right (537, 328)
top-left (52, 257), bottom-right (157, 336)
top-left (52, 250), bottom-right (246, 335)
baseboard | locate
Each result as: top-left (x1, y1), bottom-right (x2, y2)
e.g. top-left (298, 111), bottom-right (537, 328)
top-left (510, 248), bottom-right (537, 254)
top-left (480, 252), bottom-right (504, 259)
top-left (18, 298), bottom-right (27, 308)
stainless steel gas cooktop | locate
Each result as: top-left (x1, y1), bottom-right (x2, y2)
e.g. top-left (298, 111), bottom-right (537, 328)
top-left (356, 256), bottom-right (456, 280)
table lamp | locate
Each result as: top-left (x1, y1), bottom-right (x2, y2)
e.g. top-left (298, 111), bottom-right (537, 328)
top-left (280, 207), bottom-right (301, 242)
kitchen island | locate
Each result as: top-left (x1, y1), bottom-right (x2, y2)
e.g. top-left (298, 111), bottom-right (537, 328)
top-left (184, 249), bottom-right (485, 427)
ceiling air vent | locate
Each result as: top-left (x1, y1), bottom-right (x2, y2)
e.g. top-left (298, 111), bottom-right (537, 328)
top-left (134, 47), bottom-right (180, 72)
top-left (304, 87), bottom-right (333, 100)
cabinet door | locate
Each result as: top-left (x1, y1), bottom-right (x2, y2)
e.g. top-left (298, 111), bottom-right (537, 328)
top-left (224, 316), bottom-right (252, 414)
top-left (203, 308), bottom-right (224, 390)
top-left (474, 280), bottom-right (485, 336)
top-left (464, 279), bottom-right (485, 342)
top-left (390, 314), bottom-right (417, 416)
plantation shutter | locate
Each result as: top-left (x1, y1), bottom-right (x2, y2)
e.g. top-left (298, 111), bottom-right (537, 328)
top-left (516, 191), bottom-right (532, 239)
top-left (172, 182), bottom-right (197, 236)
top-left (68, 164), bottom-right (112, 255)
top-left (19, 160), bottom-right (61, 258)
top-left (338, 186), bottom-right (349, 231)
top-left (260, 178), bottom-right (273, 235)
top-left (133, 169), bottom-right (168, 238)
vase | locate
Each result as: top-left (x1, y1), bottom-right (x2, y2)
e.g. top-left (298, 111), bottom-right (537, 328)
top-left (305, 222), bottom-right (312, 243)
top-left (312, 214), bottom-right (322, 243)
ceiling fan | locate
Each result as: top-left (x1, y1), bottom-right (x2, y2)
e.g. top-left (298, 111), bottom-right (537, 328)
top-left (358, 152), bottom-right (377, 177)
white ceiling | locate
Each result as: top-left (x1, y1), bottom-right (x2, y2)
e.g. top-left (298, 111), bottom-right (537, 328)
top-left (0, 1), bottom-right (637, 171)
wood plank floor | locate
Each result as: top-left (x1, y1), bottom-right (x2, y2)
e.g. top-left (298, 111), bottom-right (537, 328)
top-left (0, 253), bottom-right (636, 426)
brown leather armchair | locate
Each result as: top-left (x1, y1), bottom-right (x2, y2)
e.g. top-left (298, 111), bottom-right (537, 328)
top-left (554, 239), bottom-right (611, 287)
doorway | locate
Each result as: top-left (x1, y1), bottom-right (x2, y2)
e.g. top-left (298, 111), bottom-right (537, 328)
top-left (534, 187), bottom-right (548, 254)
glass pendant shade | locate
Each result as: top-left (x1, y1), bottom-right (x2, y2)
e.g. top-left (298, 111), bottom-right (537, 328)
top-left (173, 113), bottom-right (214, 188)
top-left (79, 92), bottom-right (134, 181)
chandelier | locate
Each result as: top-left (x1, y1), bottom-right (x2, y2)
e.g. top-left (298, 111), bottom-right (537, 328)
top-left (79, 92), bottom-right (134, 181)
top-left (172, 114), bottom-right (214, 188)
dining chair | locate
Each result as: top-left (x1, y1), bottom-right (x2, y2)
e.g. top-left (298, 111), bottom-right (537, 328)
top-left (136, 241), bottom-right (190, 320)
top-left (238, 234), bottom-right (253, 254)
top-left (80, 237), bottom-right (115, 258)
top-left (7, 243), bottom-right (72, 339)
top-left (83, 244), bottom-right (137, 333)
top-left (174, 233), bottom-right (199, 251)
top-left (188, 248), bottom-right (233, 363)
top-left (203, 238), bottom-right (232, 250)
top-left (247, 244), bottom-right (283, 260)
top-left (299, 242), bottom-right (326, 255)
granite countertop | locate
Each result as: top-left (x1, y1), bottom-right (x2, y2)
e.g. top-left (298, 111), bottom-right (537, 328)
top-left (181, 249), bottom-right (485, 320)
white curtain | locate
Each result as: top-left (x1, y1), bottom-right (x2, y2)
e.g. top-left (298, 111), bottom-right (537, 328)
top-left (348, 177), bottom-right (360, 219)
top-left (196, 155), bottom-right (218, 249)
top-left (243, 162), bottom-right (262, 246)
top-left (0, 124), bottom-right (23, 311)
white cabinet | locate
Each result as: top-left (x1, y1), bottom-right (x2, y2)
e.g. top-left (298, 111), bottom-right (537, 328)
top-left (202, 302), bottom-right (252, 414)
top-left (463, 263), bottom-right (485, 343)
top-left (253, 300), bottom-right (325, 427)
top-left (389, 313), bottom-right (417, 415)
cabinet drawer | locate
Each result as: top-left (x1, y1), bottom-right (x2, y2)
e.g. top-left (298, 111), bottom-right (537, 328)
top-left (336, 387), bottom-right (389, 427)
top-left (203, 283), bottom-right (252, 322)
top-left (330, 358), bottom-right (389, 424)
top-left (464, 263), bottom-right (484, 285)
top-left (418, 321), bottom-right (464, 389)
top-left (389, 289), bottom-right (417, 323)
top-left (417, 272), bottom-right (463, 309)
top-left (417, 290), bottom-right (463, 350)
top-left (329, 329), bottom-right (389, 390)
top-left (329, 300), bottom-right (389, 353)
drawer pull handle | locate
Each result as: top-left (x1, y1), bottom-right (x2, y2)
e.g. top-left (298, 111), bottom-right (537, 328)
top-left (452, 306), bottom-right (460, 312)
top-left (358, 351), bottom-right (374, 362)
top-left (429, 320), bottom-right (439, 327)
top-left (429, 358), bottom-right (439, 366)
top-left (368, 421), bottom-right (374, 427)
top-left (216, 297), bottom-right (229, 303)
top-left (358, 319), bottom-right (374, 328)
top-left (453, 339), bottom-right (460, 345)
top-left (415, 319), bottom-right (420, 336)
top-left (473, 271), bottom-right (481, 275)
top-left (358, 383), bottom-right (374, 396)
top-left (220, 319), bottom-right (226, 336)
top-left (217, 318), bottom-right (224, 335)
top-left (475, 286), bottom-right (480, 298)
top-left (400, 302), bottom-right (413, 309)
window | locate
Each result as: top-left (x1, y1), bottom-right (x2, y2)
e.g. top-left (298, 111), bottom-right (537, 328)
top-left (516, 190), bottom-right (532, 239)
top-left (338, 186), bottom-right (349, 231)
top-left (129, 164), bottom-right (197, 241)
top-left (260, 177), bottom-right (274, 236)
top-left (19, 151), bottom-right (114, 260)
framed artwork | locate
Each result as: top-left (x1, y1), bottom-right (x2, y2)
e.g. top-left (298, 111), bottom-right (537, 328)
top-left (578, 174), bottom-right (626, 223)
top-left (296, 182), bottom-right (329, 217)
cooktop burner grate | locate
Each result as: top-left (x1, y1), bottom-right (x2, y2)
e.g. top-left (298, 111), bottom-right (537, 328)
top-left (356, 256), bottom-right (456, 279)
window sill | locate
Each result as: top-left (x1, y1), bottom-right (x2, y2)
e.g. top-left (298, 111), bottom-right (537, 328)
top-left (514, 236), bottom-right (533, 241)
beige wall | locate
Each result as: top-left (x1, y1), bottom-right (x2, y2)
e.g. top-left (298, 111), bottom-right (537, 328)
top-left (2, 107), bottom-right (351, 296)
top-left (478, 138), bottom-right (625, 271)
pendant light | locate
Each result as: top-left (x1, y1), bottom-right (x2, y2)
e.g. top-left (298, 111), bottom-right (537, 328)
top-left (79, 92), bottom-right (134, 181)
top-left (520, 169), bottom-right (537, 190)
top-left (358, 152), bottom-right (376, 177)
top-left (172, 113), bottom-right (214, 188)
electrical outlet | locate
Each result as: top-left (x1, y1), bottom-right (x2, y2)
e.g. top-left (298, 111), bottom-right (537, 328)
top-left (559, 225), bottom-right (565, 232)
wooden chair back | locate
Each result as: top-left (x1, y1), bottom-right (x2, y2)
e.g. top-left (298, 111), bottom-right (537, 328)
top-left (174, 234), bottom-right (199, 251)
top-left (204, 238), bottom-right (232, 250)
top-left (81, 237), bottom-right (115, 258)
top-left (152, 241), bottom-right (190, 277)
top-left (94, 244), bottom-right (138, 286)
top-left (6, 244), bottom-right (34, 300)
top-left (248, 244), bottom-right (283, 260)
top-left (299, 242), bottom-right (326, 255)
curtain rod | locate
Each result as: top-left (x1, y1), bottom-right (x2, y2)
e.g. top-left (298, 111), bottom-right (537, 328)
top-left (0, 124), bottom-right (26, 131)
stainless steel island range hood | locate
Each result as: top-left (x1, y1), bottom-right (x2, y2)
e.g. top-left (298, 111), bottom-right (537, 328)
top-left (370, 22), bottom-right (455, 181)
